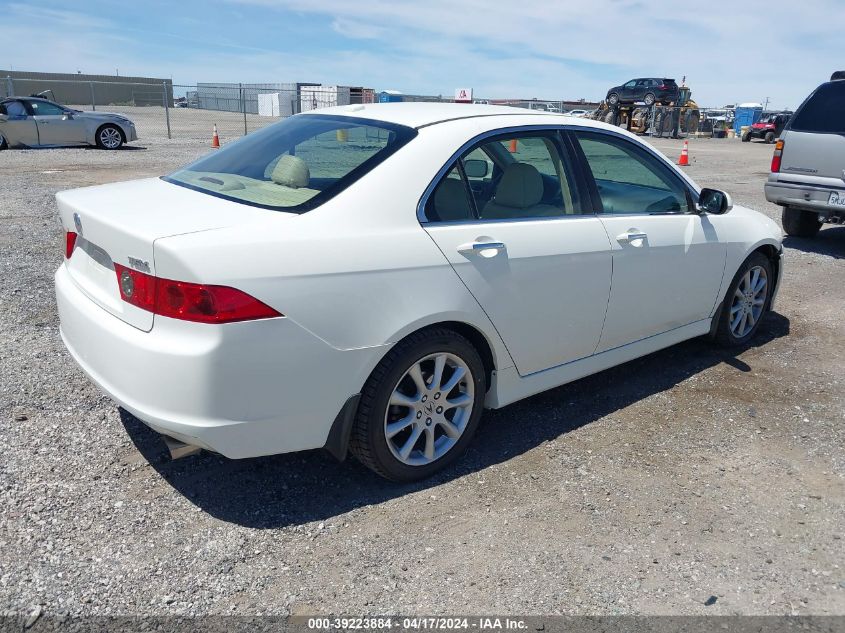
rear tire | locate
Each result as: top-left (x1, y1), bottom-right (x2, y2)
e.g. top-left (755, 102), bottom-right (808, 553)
top-left (607, 93), bottom-right (619, 106)
top-left (782, 206), bottom-right (822, 237)
top-left (764, 131), bottom-right (776, 144)
top-left (349, 328), bottom-right (486, 482)
top-left (96, 124), bottom-right (124, 150)
top-left (0, 133), bottom-right (7, 150)
top-left (714, 252), bottom-right (773, 347)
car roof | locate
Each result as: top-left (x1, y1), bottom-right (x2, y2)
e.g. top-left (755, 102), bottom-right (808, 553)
top-left (301, 102), bottom-right (589, 129)
top-left (2, 96), bottom-right (51, 103)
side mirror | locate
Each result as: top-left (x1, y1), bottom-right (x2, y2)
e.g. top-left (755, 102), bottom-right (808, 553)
top-left (698, 188), bottom-right (732, 215)
top-left (62, 112), bottom-right (73, 120)
top-left (463, 159), bottom-right (489, 179)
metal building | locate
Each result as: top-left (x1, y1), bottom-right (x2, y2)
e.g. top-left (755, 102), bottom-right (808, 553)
top-left (0, 70), bottom-right (173, 107)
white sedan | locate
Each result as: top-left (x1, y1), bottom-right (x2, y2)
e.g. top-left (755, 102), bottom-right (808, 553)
top-left (55, 104), bottom-right (783, 481)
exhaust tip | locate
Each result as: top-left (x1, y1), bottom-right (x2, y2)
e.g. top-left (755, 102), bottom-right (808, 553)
top-left (163, 435), bottom-right (202, 460)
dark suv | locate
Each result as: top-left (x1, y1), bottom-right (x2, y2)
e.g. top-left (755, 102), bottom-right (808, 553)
top-left (606, 78), bottom-right (680, 106)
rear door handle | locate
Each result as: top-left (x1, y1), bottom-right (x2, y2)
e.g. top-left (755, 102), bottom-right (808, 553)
top-left (457, 240), bottom-right (506, 255)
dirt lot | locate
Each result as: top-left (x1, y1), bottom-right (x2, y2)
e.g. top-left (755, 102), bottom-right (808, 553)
top-left (0, 132), bottom-right (843, 617)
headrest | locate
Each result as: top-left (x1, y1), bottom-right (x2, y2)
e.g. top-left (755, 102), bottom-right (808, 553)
top-left (433, 178), bottom-right (472, 221)
top-left (271, 154), bottom-right (310, 188)
top-left (492, 163), bottom-right (543, 209)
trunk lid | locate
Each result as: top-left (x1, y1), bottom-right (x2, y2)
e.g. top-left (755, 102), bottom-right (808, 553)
top-left (781, 130), bottom-right (845, 182)
top-left (57, 177), bottom-right (288, 331)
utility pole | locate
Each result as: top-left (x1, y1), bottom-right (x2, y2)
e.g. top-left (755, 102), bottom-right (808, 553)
top-left (763, 97), bottom-right (770, 111)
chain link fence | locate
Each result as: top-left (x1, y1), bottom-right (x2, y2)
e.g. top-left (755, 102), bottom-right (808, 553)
top-left (3, 76), bottom-right (742, 143)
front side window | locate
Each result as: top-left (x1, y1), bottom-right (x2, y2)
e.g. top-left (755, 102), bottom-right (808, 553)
top-left (29, 100), bottom-right (65, 116)
top-left (574, 131), bottom-right (690, 214)
top-left (790, 81), bottom-right (845, 134)
top-left (424, 132), bottom-right (581, 223)
top-left (165, 115), bottom-right (416, 212)
top-left (624, 80), bottom-right (637, 88)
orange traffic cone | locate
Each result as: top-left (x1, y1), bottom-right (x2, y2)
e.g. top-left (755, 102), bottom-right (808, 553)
top-left (677, 139), bottom-right (690, 166)
top-left (211, 124), bottom-right (220, 148)
top-left (508, 139), bottom-right (518, 153)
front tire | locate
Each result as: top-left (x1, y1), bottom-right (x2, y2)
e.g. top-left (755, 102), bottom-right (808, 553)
top-left (714, 252), bottom-right (773, 346)
top-left (0, 133), bottom-right (7, 150)
top-left (782, 206), bottom-right (822, 237)
top-left (644, 92), bottom-right (656, 106)
top-left (607, 92), bottom-right (619, 106)
top-left (96, 124), bottom-right (124, 150)
top-left (349, 328), bottom-right (486, 482)
top-left (742, 131), bottom-right (751, 142)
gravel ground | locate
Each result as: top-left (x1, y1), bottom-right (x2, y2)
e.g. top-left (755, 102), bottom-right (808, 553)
top-left (1, 132), bottom-right (843, 618)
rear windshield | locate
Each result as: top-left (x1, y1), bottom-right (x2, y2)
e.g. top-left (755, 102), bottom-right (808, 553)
top-left (789, 81), bottom-right (845, 134)
top-left (164, 114), bottom-right (416, 212)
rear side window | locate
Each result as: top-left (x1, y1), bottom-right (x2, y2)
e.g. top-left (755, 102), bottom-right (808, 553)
top-left (165, 115), bottom-right (416, 212)
top-left (424, 131), bottom-right (582, 223)
top-left (426, 166), bottom-right (474, 222)
top-left (2, 101), bottom-right (26, 117)
top-left (790, 82), bottom-right (845, 134)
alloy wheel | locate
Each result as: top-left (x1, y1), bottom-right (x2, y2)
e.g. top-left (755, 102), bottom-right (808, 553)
top-left (384, 352), bottom-right (475, 466)
top-left (729, 265), bottom-right (768, 338)
top-left (100, 127), bottom-right (122, 149)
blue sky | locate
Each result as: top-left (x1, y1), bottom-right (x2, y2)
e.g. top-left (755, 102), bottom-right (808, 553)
top-left (1, 0), bottom-right (840, 109)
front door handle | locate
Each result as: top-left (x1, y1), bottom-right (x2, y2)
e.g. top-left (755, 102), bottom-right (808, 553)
top-left (457, 240), bottom-right (506, 255)
top-left (616, 231), bottom-right (648, 243)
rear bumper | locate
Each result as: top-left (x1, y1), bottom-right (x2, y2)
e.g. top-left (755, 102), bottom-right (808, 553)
top-left (55, 265), bottom-right (384, 458)
top-left (765, 180), bottom-right (845, 218)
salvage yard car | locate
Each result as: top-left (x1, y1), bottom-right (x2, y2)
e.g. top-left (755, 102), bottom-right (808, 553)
top-left (765, 77), bottom-right (845, 237)
top-left (0, 97), bottom-right (137, 150)
top-left (55, 103), bottom-right (783, 481)
top-left (606, 78), bottom-right (680, 106)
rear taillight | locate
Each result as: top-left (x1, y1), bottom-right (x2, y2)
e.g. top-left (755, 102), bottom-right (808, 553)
top-left (659, 84), bottom-right (667, 90)
top-left (113, 264), bottom-right (282, 324)
top-left (771, 139), bottom-right (784, 173)
top-left (65, 231), bottom-right (77, 259)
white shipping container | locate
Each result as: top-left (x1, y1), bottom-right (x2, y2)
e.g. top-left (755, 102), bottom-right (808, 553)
top-left (300, 86), bottom-right (352, 112)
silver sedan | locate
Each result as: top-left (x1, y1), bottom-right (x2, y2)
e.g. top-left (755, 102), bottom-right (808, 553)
top-left (0, 97), bottom-right (138, 150)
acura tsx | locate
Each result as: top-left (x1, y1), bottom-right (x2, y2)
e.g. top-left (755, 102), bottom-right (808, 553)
top-left (55, 103), bottom-right (783, 481)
